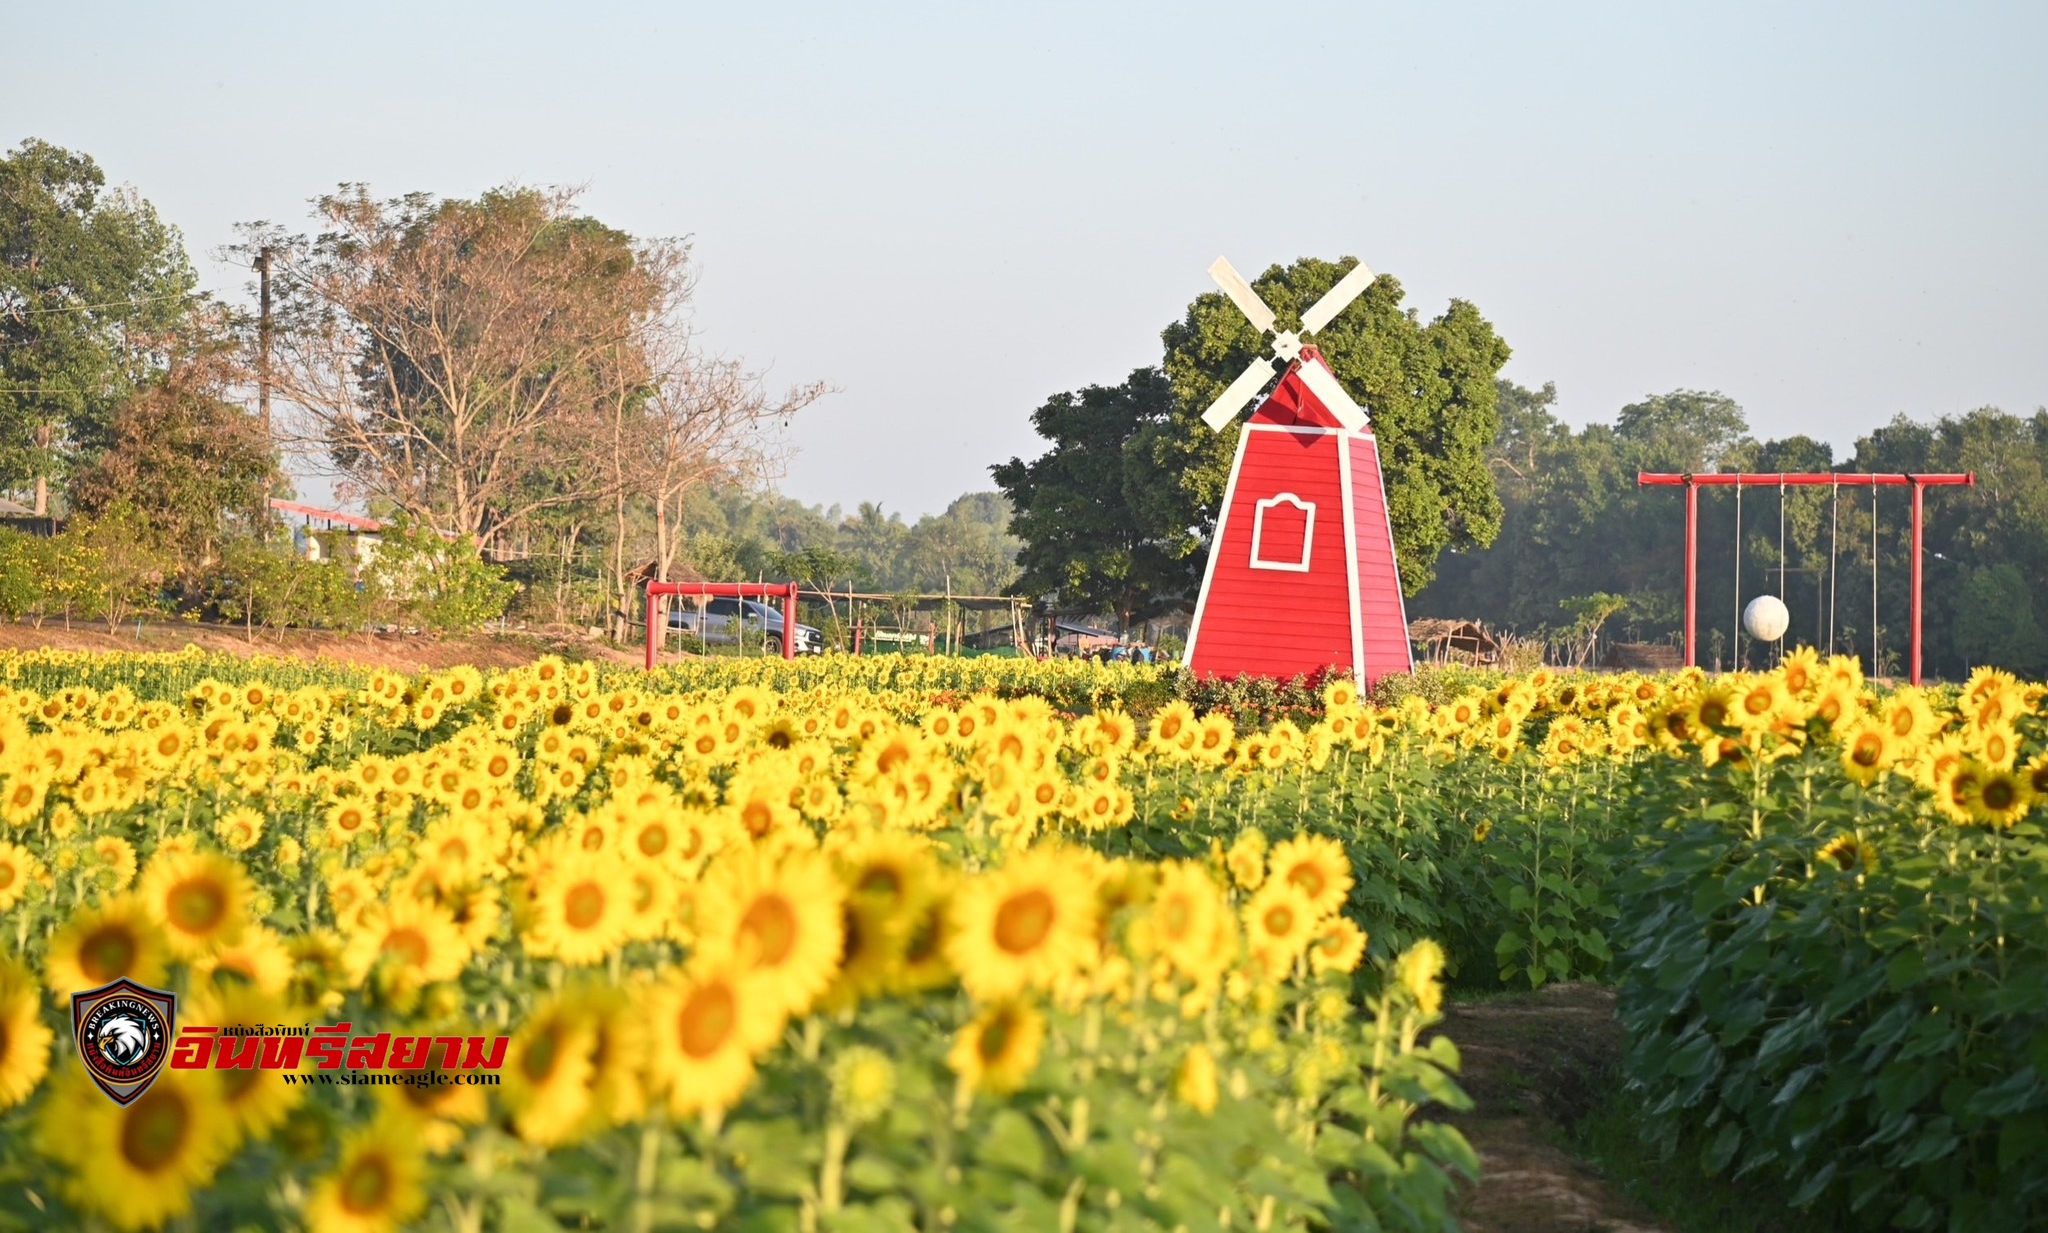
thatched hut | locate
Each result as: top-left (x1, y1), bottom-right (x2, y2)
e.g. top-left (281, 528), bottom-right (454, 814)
top-left (1408, 619), bottom-right (1502, 666)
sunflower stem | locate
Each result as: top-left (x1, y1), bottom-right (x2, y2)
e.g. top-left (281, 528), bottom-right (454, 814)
top-left (818, 1121), bottom-right (850, 1214)
top-left (629, 1120), bottom-right (662, 1233)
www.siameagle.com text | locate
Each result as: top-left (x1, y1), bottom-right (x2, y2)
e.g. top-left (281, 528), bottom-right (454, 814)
top-left (169, 1022), bottom-right (512, 1076)
top-left (280, 1070), bottom-right (500, 1086)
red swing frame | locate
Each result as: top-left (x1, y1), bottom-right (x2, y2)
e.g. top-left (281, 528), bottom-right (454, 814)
top-left (644, 581), bottom-right (801, 668)
top-left (1636, 472), bottom-right (1974, 685)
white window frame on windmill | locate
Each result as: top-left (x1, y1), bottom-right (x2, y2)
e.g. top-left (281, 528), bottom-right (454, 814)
top-left (1249, 493), bottom-right (1316, 572)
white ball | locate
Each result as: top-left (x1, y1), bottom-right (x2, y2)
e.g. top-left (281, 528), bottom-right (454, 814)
top-left (1743, 595), bottom-right (1790, 642)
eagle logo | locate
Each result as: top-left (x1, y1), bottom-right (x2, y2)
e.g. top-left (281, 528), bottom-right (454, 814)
top-left (95, 1014), bottom-right (151, 1067)
top-left (71, 978), bottom-right (176, 1106)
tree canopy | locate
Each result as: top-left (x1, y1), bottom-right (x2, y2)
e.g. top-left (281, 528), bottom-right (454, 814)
top-left (992, 369), bottom-right (1188, 629)
top-left (0, 138), bottom-right (196, 512)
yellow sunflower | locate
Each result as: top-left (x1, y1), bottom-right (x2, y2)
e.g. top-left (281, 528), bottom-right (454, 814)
top-left (1267, 834), bottom-right (1354, 919)
top-left (647, 963), bottom-right (781, 1119)
top-left (36, 1065), bottom-right (235, 1231)
top-left (44, 894), bottom-right (167, 999)
top-left (501, 992), bottom-right (599, 1146)
top-left (1815, 834), bottom-right (1877, 874)
top-left (184, 984), bottom-right (303, 1141)
top-left (212, 805), bottom-right (265, 852)
top-left (1839, 719), bottom-right (1896, 786)
top-left (1174, 1042), bottom-right (1219, 1113)
top-left (0, 840), bottom-right (44, 912)
top-left (580, 983), bottom-right (651, 1130)
top-left (1241, 880), bottom-right (1317, 976)
top-left (375, 1061), bottom-right (488, 1155)
top-left (947, 848), bottom-right (1097, 1002)
top-left (520, 849), bottom-right (631, 966)
top-left (1145, 700), bottom-right (1200, 760)
top-left (1309, 917), bottom-right (1368, 975)
top-left (303, 1114), bottom-right (427, 1233)
top-left (0, 957), bottom-right (51, 1110)
top-left (697, 850), bottom-right (845, 1016)
top-left (194, 922), bottom-right (296, 996)
top-left (1968, 764), bottom-right (2032, 828)
top-left (1394, 938), bottom-right (1447, 1016)
top-left (948, 999), bottom-right (1045, 1096)
top-left (1142, 862), bottom-right (1231, 985)
top-left (1225, 830), bottom-right (1268, 891)
top-left (342, 896), bottom-right (471, 994)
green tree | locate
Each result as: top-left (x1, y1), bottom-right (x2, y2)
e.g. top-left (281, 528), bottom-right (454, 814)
top-left (992, 369), bottom-right (1190, 630)
top-left (0, 139), bottom-right (196, 513)
top-left (1147, 257), bottom-right (1512, 594)
top-left (1613, 389), bottom-right (1752, 473)
top-left (1952, 563), bottom-right (2048, 677)
top-left (68, 316), bottom-right (280, 584)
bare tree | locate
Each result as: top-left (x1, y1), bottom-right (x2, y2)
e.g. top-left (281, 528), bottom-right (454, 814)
top-left (635, 327), bottom-right (824, 588)
top-left (241, 185), bottom-right (684, 544)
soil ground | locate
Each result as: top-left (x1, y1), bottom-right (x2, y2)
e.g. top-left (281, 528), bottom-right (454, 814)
top-left (1437, 984), bottom-right (1671, 1233)
top-left (0, 619), bottom-right (645, 672)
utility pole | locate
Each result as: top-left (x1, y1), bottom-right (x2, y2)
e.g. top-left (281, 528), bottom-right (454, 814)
top-left (255, 246), bottom-right (274, 438)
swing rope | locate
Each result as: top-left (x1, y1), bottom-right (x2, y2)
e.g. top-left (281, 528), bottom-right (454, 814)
top-left (1871, 483), bottom-right (1880, 676)
top-left (1827, 479), bottom-right (1839, 655)
top-left (1733, 483), bottom-right (1743, 671)
top-left (1778, 480), bottom-right (1788, 663)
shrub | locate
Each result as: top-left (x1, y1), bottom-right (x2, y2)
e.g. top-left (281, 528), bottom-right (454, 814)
top-left (360, 516), bottom-right (516, 632)
top-left (210, 538), bottom-right (369, 638)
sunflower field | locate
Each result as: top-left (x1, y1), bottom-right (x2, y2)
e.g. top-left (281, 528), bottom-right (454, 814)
top-left (0, 646), bottom-right (2045, 1231)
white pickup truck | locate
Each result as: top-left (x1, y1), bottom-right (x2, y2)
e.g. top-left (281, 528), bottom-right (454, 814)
top-left (667, 596), bottom-right (825, 655)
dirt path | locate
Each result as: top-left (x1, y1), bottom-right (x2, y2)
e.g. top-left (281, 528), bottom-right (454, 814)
top-left (0, 620), bottom-right (644, 672)
top-left (1438, 984), bottom-right (1670, 1233)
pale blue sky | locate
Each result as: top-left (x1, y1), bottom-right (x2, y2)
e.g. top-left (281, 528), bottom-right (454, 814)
top-left (8, 1), bottom-right (2044, 516)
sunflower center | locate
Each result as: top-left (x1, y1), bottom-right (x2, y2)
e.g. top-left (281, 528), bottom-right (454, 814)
top-left (977, 1012), bottom-right (1016, 1063)
top-left (740, 896), bottom-right (797, 965)
top-left (82, 924), bottom-right (138, 981)
top-left (119, 1088), bottom-right (190, 1173)
top-left (340, 1154), bottom-right (395, 1213)
top-left (637, 827), bottom-right (669, 857)
top-left (1852, 738), bottom-right (1882, 768)
top-left (1287, 865), bottom-right (1325, 900)
top-left (0, 863), bottom-right (14, 892)
top-left (904, 908), bottom-right (942, 965)
top-left (523, 1026), bottom-right (562, 1080)
top-left (1263, 904), bottom-right (1297, 937)
top-left (1984, 780), bottom-right (2016, 811)
top-left (564, 882), bottom-right (607, 930)
top-left (382, 927), bottom-right (431, 969)
top-left (679, 982), bottom-right (736, 1057)
top-left (994, 890), bottom-right (1055, 955)
top-left (167, 876), bottom-right (229, 934)
top-left (857, 868), bottom-right (902, 901)
top-left (839, 908), bottom-right (868, 965)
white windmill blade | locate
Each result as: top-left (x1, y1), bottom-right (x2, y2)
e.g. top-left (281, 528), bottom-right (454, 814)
top-left (1295, 358), bottom-right (1369, 432)
top-left (1207, 256), bottom-right (1277, 335)
top-left (1201, 356), bottom-right (1280, 431)
top-left (1299, 261), bottom-right (1376, 336)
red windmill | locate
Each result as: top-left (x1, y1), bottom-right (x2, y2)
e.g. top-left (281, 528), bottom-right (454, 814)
top-left (1181, 257), bottom-right (1413, 689)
